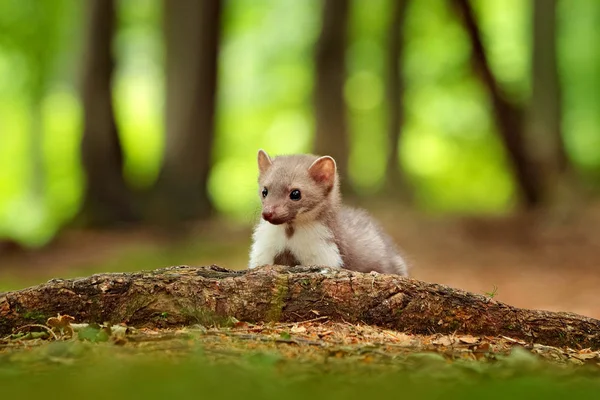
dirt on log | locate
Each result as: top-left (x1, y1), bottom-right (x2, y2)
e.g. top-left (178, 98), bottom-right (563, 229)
top-left (1, 265), bottom-right (598, 349)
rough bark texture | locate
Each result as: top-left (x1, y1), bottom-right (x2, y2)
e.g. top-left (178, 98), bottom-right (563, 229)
top-left (1, 265), bottom-right (598, 350)
top-left (314, 0), bottom-right (351, 188)
top-left (154, 0), bottom-right (221, 221)
top-left (80, 0), bottom-right (137, 226)
top-left (453, 0), bottom-right (540, 208)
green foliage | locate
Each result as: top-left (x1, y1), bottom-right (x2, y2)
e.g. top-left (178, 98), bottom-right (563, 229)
top-left (279, 331), bottom-right (292, 340)
top-left (558, 0), bottom-right (600, 176)
top-left (77, 325), bottom-right (110, 343)
top-left (114, 0), bottom-right (164, 189)
top-left (483, 285), bottom-right (499, 299)
top-left (0, 0), bottom-right (83, 245)
top-left (210, 0), bottom-right (319, 218)
top-left (1, 0), bottom-right (600, 245)
top-left (21, 310), bottom-right (48, 323)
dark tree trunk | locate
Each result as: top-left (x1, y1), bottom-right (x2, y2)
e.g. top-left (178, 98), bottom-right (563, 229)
top-left (1, 265), bottom-right (599, 350)
top-left (453, 0), bottom-right (541, 208)
top-left (384, 0), bottom-right (410, 198)
top-left (525, 0), bottom-right (574, 207)
top-left (314, 0), bottom-right (351, 187)
top-left (154, 0), bottom-right (221, 222)
top-left (79, 0), bottom-right (137, 226)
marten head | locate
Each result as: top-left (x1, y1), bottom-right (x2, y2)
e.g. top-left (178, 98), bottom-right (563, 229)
top-left (256, 149), bottom-right (340, 225)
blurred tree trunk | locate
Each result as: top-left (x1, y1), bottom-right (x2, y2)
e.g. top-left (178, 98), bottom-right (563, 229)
top-left (80, 0), bottom-right (137, 226)
top-left (154, 0), bottom-right (221, 222)
top-left (384, 0), bottom-right (410, 198)
top-left (453, 0), bottom-right (541, 208)
top-left (314, 0), bottom-right (350, 187)
top-left (525, 0), bottom-right (574, 207)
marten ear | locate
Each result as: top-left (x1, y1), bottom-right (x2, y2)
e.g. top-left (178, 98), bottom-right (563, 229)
top-left (257, 149), bottom-right (272, 174)
top-left (308, 156), bottom-right (336, 187)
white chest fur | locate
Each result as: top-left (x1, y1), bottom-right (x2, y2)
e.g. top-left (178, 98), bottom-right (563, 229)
top-left (249, 220), bottom-right (343, 269)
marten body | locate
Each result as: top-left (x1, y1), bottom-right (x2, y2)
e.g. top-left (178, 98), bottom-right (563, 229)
top-left (249, 150), bottom-right (408, 276)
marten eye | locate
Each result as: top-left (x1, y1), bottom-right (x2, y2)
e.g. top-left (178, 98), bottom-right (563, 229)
top-left (289, 189), bottom-right (301, 201)
top-left (262, 188), bottom-right (268, 198)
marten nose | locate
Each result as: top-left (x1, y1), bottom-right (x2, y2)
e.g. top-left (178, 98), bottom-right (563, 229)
top-left (262, 211), bottom-right (274, 221)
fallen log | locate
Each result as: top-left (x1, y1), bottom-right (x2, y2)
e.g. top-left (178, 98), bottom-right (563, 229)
top-left (1, 265), bottom-right (598, 349)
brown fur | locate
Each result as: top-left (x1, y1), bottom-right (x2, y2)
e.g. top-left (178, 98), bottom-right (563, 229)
top-left (285, 224), bottom-right (295, 238)
top-left (257, 153), bottom-right (341, 225)
top-left (273, 249), bottom-right (301, 266)
top-left (256, 150), bottom-right (408, 276)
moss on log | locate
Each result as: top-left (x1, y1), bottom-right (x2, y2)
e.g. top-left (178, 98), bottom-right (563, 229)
top-left (1, 265), bottom-right (598, 349)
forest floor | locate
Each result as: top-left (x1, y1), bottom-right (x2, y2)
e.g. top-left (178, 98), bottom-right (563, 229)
top-left (1, 203), bottom-right (600, 397)
top-left (1, 316), bottom-right (599, 398)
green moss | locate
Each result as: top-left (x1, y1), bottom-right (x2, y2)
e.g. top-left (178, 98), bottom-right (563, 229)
top-left (2, 337), bottom-right (600, 398)
top-left (266, 275), bottom-right (289, 322)
top-left (152, 311), bottom-right (170, 323)
top-left (22, 310), bottom-right (47, 323)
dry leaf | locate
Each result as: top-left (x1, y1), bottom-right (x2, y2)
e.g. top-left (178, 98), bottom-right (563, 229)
top-left (572, 353), bottom-right (598, 361)
top-left (476, 342), bottom-right (491, 352)
top-left (459, 335), bottom-right (480, 344)
top-left (500, 335), bottom-right (526, 345)
top-left (432, 336), bottom-right (453, 346)
top-left (290, 326), bottom-right (307, 334)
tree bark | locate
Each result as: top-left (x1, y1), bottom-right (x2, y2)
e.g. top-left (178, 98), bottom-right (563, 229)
top-left (1, 265), bottom-right (598, 350)
top-left (314, 0), bottom-right (351, 188)
top-left (154, 0), bottom-right (221, 222)
top-left (79, 0), bottom-right (137, 226)
top-left (452, 0), bottom-right (541, 208)
top-left (525, 0), bottom-right (574, 207)
top-left (384, 0), bottom-right (410, 197)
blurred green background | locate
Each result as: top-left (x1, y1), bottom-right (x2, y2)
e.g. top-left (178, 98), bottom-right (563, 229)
top-left (0, 0), bottom-right (599, 247)
top-left (1, 1), bottom-right (600, 390)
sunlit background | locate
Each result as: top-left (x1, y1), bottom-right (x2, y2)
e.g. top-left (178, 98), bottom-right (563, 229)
top-left (0, 0), bottom-right (599, 317)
